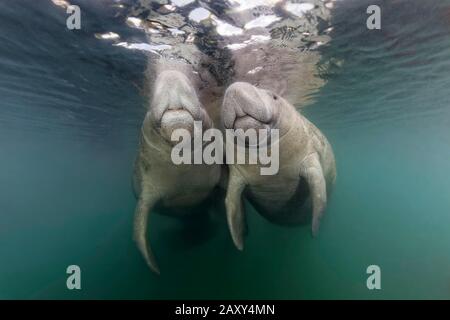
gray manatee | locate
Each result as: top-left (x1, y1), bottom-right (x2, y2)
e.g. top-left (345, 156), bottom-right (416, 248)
top-left (221, 82), bottom-right (336, 250)
top-left (133, 63), bottom-right (222, 274)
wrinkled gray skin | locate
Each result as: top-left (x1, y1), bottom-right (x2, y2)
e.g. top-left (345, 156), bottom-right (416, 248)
top-left (133, 65), bottom-right (221, 274)
top-left (222, 82), bottom-right (336, 250)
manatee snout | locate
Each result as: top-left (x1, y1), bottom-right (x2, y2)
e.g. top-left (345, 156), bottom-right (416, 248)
top-left (222, 82), bottom-right (278, 132)
top-left (149, 70), bottom-right (211, 143)
top-left (160, 110), bottom-right (195, 143)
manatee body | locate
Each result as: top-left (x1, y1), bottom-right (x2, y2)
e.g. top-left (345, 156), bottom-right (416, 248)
top-left (133, 61), bottom-right (222, 274)
top-left (221, 82), bottom-right (336, 250)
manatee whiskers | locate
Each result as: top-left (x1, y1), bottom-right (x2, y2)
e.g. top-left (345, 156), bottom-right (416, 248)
top-left (221, 82), bottom-right (336, 250)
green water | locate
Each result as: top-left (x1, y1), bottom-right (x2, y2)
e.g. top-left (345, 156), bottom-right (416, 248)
top-left (1, 0), bottom-right (450, 299)
top-left (2, 103), bottom-right (450, 299)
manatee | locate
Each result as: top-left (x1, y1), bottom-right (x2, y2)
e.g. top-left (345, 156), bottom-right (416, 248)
top-left (221, 82), bottom-right (336, 250)
top-left (125, 0), bottom-right (335, 264)
top-left (133, 61), bottom-right (222, 274)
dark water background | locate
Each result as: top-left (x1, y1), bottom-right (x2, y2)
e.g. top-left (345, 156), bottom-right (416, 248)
top-left (1, 0), bottom-right (450, 299)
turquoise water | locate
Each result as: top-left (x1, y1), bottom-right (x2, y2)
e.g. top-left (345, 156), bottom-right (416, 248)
top-left (1, 0), bottom-right (450, 299)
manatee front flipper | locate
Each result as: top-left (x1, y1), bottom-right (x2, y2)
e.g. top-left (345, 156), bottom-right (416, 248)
top-left (301, 153), bottom-right (327, 237)
top-left (225, 168), bottom-right (247, 251)
top-left (134, 190), bottom-right (161, 275)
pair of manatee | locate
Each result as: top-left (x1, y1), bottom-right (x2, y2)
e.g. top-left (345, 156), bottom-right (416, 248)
top-left (133, 61), bottom-right (336, 275)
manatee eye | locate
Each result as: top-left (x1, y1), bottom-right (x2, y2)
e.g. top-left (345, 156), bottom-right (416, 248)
top-left (273, 95), bottom-right (278, 100)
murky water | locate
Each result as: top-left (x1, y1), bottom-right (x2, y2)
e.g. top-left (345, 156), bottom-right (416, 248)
top-left (1, 0), bottom-right (450, 299)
